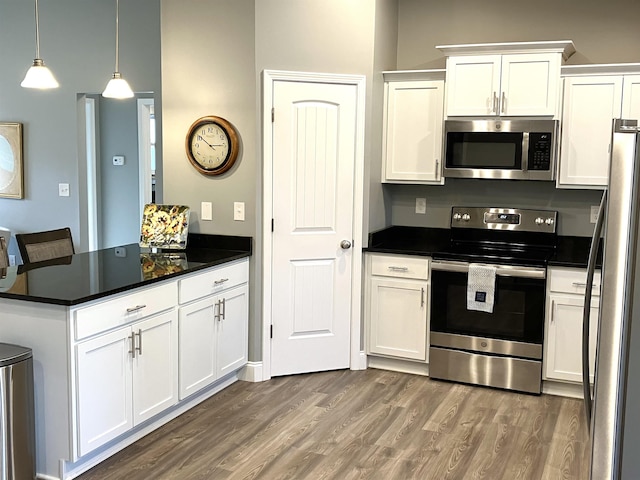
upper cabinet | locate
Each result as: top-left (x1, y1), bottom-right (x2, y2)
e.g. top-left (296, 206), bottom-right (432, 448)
top-left (557, 66), bottom-right (640, 189)
top-left (382, 70), bottom-right (445, 184)
top-left (437, 41), bottom-right (575, 118)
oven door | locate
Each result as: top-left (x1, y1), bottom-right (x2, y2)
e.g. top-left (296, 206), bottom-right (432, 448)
top-left (430, 260), bottom-right (546, 360)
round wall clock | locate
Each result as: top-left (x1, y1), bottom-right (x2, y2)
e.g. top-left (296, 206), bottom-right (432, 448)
top-left (185, 116), bottom-right (239, 176)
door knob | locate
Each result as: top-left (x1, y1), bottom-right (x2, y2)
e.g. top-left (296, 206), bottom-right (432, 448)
top-left (340, 240), bottom-right (352, 250)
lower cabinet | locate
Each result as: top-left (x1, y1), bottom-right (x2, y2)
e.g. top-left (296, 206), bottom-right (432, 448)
top-left (544, 266), bottom-right (601, 384)
top-left (178, 284), bottom-right (248, 399)
top-left (75, 309), bottom-right (178, 456)
top-left (365, 253), bottom-right (430, 362)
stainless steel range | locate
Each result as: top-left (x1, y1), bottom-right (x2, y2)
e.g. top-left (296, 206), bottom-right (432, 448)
top-left (429, 206), bottom-right (558, 394)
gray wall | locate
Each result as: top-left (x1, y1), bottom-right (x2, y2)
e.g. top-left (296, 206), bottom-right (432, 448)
top-left (0, 0), bottom-right (161, 256)
top-left (397, 0), bottom-right (640, 70)
top-left (98, 97), bottom-right (142, 249)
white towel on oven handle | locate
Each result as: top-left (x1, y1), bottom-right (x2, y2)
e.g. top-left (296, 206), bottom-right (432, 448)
top-left (467, 264), bottom-right (496, 313)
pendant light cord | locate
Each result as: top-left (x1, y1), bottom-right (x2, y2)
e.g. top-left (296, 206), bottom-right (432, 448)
top-left (114, 0), bottom-right (120, 72)
top-left (34, 0), bottom-right (41, 59)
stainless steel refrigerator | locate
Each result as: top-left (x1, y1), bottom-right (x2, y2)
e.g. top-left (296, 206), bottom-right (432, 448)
top-left (584, 118), bottom-right (640, 479)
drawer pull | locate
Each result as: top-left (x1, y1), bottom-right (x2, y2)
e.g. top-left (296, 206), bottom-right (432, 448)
top-left (572, 282), bottom-right (599, 289)
top-left (387, 266), bottom-right (409, 272)
top-left (126, 304), bottom-right (147, 313)
top-left (221, 298), bottom-right (226, 320)
top-left (214, 278), bottom-right (229, 286)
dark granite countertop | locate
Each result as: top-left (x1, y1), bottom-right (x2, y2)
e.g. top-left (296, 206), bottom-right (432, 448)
top-left (0, 234), bottom-right (252, 306)
top-left (365, 226), bottom-right (600, 269)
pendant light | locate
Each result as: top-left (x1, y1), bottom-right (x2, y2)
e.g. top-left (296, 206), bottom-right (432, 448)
top-left (21, 0), bottom-right (59, 89)
top-left (102, 0), bottom-right (133, 99)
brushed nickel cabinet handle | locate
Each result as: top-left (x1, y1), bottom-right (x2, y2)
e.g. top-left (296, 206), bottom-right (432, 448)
top-left (421, 288), bottom-right (425, 307)
top-left (128, 334), bottom-right (136, 358)
top-left (126, 304), bottom-right (147, 313)
top-left (135, 329), bottom-right (142, 355)
top-left (388, 266), bottom-right (409, 272)
top-left (221, 298), bottom-right (226, 320)
top-left (493, 92), bottom-right (498, 113)
top-left (214, 278), bottom-right (229, 286)
top-left (501, 92), bottom-right (506, 113)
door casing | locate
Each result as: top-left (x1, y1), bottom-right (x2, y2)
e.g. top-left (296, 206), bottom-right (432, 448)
top-left (261, 70), bottom-right (367, 381)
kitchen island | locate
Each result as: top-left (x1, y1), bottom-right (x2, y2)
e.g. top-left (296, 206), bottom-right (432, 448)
top-left (0, 234), bottom-right (251, 480)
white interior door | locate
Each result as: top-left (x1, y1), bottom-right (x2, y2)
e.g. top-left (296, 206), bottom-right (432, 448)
top-left (269, 79), bottom-right (358, 377)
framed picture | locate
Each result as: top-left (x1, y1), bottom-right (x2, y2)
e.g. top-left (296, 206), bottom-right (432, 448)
top-left (0, 122), bottom-right (23, 199)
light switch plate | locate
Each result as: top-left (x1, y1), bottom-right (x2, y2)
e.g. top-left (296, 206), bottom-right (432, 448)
top-left (415, 198), bottom-right (427, 214)
top-left (234, 202), bottom-right (245, 221)
top-left (201, 202), bottom-right (213, 221)
top-left (58, 183), bottom-right (70, 197)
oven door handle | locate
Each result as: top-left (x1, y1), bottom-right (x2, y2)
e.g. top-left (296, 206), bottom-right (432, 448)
top-left (430, 260), bottom-right (546, 279)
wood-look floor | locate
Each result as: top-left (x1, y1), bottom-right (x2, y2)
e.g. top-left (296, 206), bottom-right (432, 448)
top-left (77, 369), bottom-right (590, 480)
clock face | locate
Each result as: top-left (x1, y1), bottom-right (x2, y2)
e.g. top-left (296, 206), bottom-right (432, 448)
top-left (185, 116), bottom-right (239, 176)
top-left (189, 123), bottom-right (230, 170)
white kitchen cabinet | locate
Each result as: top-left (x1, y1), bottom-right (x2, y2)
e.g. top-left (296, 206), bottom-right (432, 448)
top-left (544, 267), bottom-right (601, 384)
top-left (558, 76), bottom-right (623, 188)
top-left (76, 309), bottom-right (178, 456)
top-left (381, 73), bottom-right (445, 184)
top-left (178, 259), bottom-right (249, 399)
top-left (622, 74), bottom-right (640, 120)
top-left (558, 71), bottom-right (640, 189)
top-left (366, 253), bottom-right (430, 362)
top-left (445, 53), bottom-right (561, 117)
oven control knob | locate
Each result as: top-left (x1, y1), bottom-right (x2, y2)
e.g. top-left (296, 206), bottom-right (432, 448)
top-left (462, 214), bottom-right (470, 222)
top-left (535, 217), bottom-right (545, 225)
top-left (453, 213), bottom-right (462, 221)
top-left (545, 218), bottom-right (555, 225)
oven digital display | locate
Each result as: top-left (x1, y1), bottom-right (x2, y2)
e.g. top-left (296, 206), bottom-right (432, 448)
top-left (484, 213), bottom-right (520, 224)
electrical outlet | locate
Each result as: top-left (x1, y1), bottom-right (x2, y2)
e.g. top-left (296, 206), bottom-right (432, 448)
top-left (114, 247), bottom-right (127, 257)
top-left (58, 183), bottom-right (70, 197)
top-left (415, 198), bottom-right (427, 214)
top-left (234, 202), bottom-right (245, 221)
top-left (201, 202), bottom-right (213, 221)
top-left (590, 205), bottom-right (599, 224)
top-left (112, 155), bottom-right (125, 166)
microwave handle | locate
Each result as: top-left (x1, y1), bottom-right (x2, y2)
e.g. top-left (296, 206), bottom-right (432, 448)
top-left (522, 132), bottom-right (530, 172)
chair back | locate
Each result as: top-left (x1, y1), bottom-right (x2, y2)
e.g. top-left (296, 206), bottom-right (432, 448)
top-left (16, 228), bottom-right (75, 264)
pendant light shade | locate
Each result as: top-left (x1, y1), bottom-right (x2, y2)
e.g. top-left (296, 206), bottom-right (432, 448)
top-left (22, 0), bottom-right (59, 89)
top-left (103, 0), bottom-right (133, 99)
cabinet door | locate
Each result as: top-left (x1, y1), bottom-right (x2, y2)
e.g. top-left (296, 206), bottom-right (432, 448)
top-left (545, 294), bottom-right (599, 383)
top-left (132, 310), bottom-right (178, 425)
top-left (622, 74), bottom-right (640, 120)
top-left (500, 53), bottom-right (560, 116)
top-left (558, 76), bottom-right (623, 188)
top-left (76, 328), bottom-right (133, 457)
top-left (445, 55), bottom-right (501, 116)
top-left (368, 277), bottom-right (428, 361)
top-left (383, 80), bottom-right (444, 183)
top-left (178, 297), bottom-right (216, 400)
top-left (217, 284), bottom-right (249, 378)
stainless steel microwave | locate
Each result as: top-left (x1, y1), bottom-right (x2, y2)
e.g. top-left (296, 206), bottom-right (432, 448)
top-left (443, 119), bottom-right (559, 181)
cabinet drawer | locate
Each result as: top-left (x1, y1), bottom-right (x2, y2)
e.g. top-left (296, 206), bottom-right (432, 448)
top-left (74, 282), bottom-right (177, 341)
top-left (179, 259), bottom-right (249, 304)
top-left (548, 267), bottom-right (601, 296)
top-left (370, 254), bottom-right (429, 280)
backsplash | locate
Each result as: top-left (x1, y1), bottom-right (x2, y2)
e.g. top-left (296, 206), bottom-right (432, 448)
top-left (385, 179), bottom-right (604, 237)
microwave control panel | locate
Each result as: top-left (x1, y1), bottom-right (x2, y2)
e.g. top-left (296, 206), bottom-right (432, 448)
top-left (528, 132), bottom-right (553, 171)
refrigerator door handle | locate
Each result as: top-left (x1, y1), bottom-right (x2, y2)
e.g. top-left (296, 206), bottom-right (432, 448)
top-left (582, 189), bottom-right (607, 428)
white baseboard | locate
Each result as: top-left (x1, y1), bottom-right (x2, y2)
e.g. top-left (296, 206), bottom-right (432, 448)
top-left (542, 379), bottom-right (584, 399)
top-left (350, 350), bottom-right (367, 371)
top-left (237, 361), bottom-right (264, 382)
top-left (367, 355), bottom-right (430, 377)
